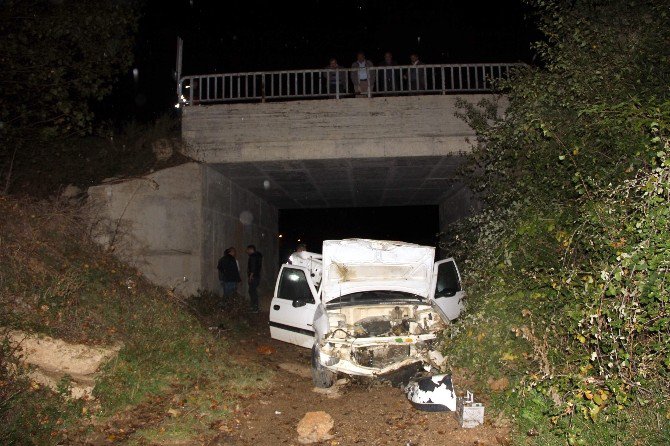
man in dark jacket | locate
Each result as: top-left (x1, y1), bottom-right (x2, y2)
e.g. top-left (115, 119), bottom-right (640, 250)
top-left (246, 245), bottom-right (263, 313)
top-left (408, 52), bottom-right (426, 91)
top-left (217, 247), bottom-right (241, 300)
top-left (324, 58), bottom-right (347, 95)
top-left (378, 51), bottom-right (398, 93)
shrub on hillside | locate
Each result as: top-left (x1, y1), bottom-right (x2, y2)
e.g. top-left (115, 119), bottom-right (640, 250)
top-left (444, 1), bottom-right (670, 444)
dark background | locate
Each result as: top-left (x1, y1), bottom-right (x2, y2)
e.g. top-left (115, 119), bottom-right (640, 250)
top-left (113, 0), bottom-right (538, 120)
top-left (278, 206), bottom-right (439, 260)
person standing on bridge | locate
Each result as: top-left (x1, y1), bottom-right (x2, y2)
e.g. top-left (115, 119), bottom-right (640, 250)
top-left (378, 51), bottom-right (398, 92)
top-left (325, 58), bottom-right (347, 95)
top-left (246, 245), bottom-right (263, 313)
top-left (407, 52), bottom-right (426, 91)
top-left (351, 51), bottom-right (375, 96)
top-left (217, 247), bottom-right (241, 303)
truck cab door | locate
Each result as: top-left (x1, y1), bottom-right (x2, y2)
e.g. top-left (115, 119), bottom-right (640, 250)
top-left (269, 265), bottom-right (319, 348)
top-left (429, 258), bottom-right (465, 322)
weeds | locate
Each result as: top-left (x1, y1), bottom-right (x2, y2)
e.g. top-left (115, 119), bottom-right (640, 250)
top-left (0, 197), bottom-right (269, 445)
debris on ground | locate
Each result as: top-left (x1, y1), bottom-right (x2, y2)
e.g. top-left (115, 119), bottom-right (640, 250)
top-left (256, 345), bottom-right (276, 355)
top-left (296, 411), bottom-right (335, 444)
top-left (405, 374), bottom-right (457, 412)
top-left (456, 391), bottom-right (485, 428)
top-left (5, 329), bottom-right (122, 399)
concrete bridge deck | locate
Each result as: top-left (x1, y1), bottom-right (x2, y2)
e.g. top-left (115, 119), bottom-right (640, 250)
top-left (183, 94), bottom-right (504, 209)
top-left (182, 95), bottom-right (486, 164)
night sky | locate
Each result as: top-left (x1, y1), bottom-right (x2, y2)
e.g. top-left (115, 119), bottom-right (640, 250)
top-left (113, 0), bottom-right (538, 120)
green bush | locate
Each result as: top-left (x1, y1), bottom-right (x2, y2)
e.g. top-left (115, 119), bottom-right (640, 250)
top-left (444, 0), bottom-right (670, 443)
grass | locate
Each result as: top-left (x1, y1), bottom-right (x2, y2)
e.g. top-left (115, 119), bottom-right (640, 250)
top-left (125, 371), bottom-right (255, 445)
top-left (0, 196), bottom-right (270, 445)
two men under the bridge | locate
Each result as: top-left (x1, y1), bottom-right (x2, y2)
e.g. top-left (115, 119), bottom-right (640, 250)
top-left (217, 245), bottom-right (263, 312)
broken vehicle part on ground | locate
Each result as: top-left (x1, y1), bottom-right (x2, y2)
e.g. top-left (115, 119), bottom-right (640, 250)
top-left (405, 375), bottom-right (485, 427)
top-left (405, 374), bottom-right (457, 412)
top-left (268, 239), bottom-right (465, 388)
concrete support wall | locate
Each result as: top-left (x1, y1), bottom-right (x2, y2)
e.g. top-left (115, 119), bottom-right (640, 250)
top-left (89, 163), bottom-right (278, 298)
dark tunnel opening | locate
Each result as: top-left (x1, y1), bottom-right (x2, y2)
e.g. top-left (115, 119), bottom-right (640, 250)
top-left (278, 205), bottom-right (439, 265)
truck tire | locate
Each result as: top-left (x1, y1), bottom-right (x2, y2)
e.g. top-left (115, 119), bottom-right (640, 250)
top-left (311, 345), bottom-right (335, 388)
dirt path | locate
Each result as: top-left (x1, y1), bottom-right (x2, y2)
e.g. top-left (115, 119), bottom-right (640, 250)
top-left (220, 312), bottom-right (509, 446)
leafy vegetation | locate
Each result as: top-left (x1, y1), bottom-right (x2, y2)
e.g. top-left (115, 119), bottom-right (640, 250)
top-left (7, 115), bottom-right (187, 198)
top-left (0, 0), bottom-right (139, 193)
top-left (0, 197), bottom-right (269, 445)
top-left (444, 0), bottom-right (670, 444)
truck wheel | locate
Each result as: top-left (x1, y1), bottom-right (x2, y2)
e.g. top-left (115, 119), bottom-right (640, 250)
top-left (311, 345), bottom-right (335, 388)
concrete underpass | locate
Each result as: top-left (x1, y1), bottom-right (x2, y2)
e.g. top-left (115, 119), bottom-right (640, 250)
top-left (88, 93), bottom-right (503, 296)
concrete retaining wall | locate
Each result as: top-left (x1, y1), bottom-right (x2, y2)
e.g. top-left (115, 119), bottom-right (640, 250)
top-left (89, 163), bottom-right (278, 298)
top-left (88, 163), bottom-right (204, 295)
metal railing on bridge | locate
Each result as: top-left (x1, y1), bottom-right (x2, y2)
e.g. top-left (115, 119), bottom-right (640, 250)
top-left (177, 63), bottom-right (522, 105)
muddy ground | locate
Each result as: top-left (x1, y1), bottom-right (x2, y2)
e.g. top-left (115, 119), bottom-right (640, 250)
top-left (72, 300), bottom-right (510, 446)
top-left (214, 310), bottom-right (510, 446)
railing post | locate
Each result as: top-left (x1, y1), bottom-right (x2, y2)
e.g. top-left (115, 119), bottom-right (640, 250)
top-left (441, 66), bottom-right (446, 94)
top-left (367, 67), bottom-right (372, 98)
top-left (335, 70), bottom-right (340, 99)
top-left (261, 75), bottom-right (266, 103)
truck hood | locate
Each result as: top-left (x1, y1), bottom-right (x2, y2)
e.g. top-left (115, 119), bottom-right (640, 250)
top-left (321, 239), bottom-right (435, 303)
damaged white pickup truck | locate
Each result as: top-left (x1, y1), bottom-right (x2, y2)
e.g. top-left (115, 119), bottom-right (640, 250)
top-left (269, 239), bottom-right (464, 388)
